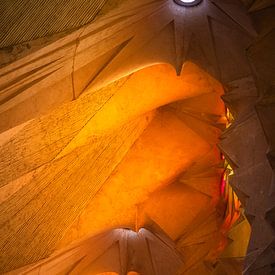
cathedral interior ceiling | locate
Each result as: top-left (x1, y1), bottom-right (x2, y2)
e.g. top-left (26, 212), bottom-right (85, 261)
top-left (0, 0), bottom-right (274, 274)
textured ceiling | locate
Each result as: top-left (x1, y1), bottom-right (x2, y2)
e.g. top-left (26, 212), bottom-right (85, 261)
top-left (0, 0), bottom-right (274, 274)
top-left (0, 0), bottom-right (256, 133)
top-left (0, 0), bottom-right (109, 48)
top-left (0, 62), bottom-right (228, 273)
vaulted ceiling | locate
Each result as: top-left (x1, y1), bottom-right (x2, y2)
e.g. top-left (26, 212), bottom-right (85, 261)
top-left (0, 0), bottom-right (274, 274)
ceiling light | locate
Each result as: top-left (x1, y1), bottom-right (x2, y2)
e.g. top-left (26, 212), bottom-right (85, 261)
top-left (174, 0), bottom-right (202, 7)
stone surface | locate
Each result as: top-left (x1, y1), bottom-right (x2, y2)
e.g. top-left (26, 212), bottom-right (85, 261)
top-left (0, 0), bottom-right (274, 274)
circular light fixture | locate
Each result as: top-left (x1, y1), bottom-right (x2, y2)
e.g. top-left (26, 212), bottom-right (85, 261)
top-left (174, 0), bottom-right (202, 7)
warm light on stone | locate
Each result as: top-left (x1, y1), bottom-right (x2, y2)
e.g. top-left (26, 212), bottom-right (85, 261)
top-left (0, 0), bottom-right (272, 273)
